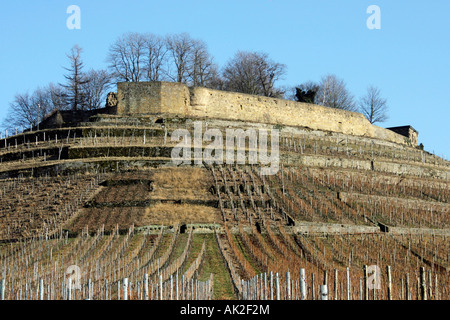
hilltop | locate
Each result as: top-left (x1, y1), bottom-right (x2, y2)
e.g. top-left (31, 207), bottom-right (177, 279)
top-left (0, 82), bottom-right (448, 300)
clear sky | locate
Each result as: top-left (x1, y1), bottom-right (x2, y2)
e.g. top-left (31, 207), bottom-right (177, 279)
top-left (0, 0), bottom-right (449, 159)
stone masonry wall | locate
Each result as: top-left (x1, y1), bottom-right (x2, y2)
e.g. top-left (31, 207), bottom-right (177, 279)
top-left (188, 86), bottom-right (408, 145)
top-left (116, 81), bottom-right (411, 146)
top-left (117, 82), bottom-right (189, 115)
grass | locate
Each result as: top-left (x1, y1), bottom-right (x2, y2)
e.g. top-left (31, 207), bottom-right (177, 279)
top-left (169, 233), bottom-right (189, 264)
top-left (232, 234), bottom-right (262, 275)
top-left (198, 234), bottom-right (236, 300)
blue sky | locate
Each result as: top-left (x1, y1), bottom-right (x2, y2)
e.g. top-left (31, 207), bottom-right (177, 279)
top-left (0, 0), bottom-right (449, 159)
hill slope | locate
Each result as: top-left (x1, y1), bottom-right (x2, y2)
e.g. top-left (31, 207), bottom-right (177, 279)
top-left (0, 110), bottom-right (448, 300)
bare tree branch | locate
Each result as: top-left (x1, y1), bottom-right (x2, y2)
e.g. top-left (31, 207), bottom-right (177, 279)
top-left (188, 39), bottom-right (218, 87)
top-left (143, 33), bottom-right (168, 82)
top-left (359, 85), bottom-right (389, 124)
top-left (81, 69), bottom-right (113, 110)
top-left (315, 74), bottom-right (356, 111)
top-left (107, 33), bottom-right (148, 82)
top-left (223, 51), bottom-right (286, 97)
top-left (2, 85), bottom-right (65, 131)
top-left (165, 33), bottom-right (194, 83)
top-left (61, 45), bottom-right (89, 111)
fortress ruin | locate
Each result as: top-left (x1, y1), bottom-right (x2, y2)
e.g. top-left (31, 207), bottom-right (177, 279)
top-left (114, 81), bottom-right (418, 147)
top-left (37, 81), bottom-right (419, 148)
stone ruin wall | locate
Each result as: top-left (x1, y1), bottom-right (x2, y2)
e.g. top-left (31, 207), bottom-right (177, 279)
top-left (116, 81), bottom-right (411, 146)
top-left (117, 82), bottom-right (189, 115)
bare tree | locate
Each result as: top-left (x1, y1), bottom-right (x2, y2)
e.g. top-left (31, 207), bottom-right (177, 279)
top-left (223, 51), bottom-right (260, 95)
top-left (108, 32), bottom-right (218, 87)
top-left (165, 33), bottom-right (219, 87)
top-left (61, 45), bottom-right (89, 111)
top-left (315, 74), bottom-right (356, 111)
top-left (108, 32), bottom-right (169, 83)
top-left (359, 85), bottom-right (388, 124)
top-left (107, 32), bottom-right (148, 82)
top-left (188, 39), bottom-right (219, 87)
top-left (205, 70), bottom-right (226, 90)
top-left (254, 53), bottom-right (286, 97)
top-left (3, 92), bottom-right (39, 130)
top-left (165, 33), bottom-right (195, 83)
top-left (48, 83), bottom-right (69, 111)
top-left (2, 85), bottom-right (60, 130)
top-left (143, 34), bottom-right (168, 81)
top-left (223, 51), bottom-right (286, 97)
top-left (81, 69), bottom-right (113, 110)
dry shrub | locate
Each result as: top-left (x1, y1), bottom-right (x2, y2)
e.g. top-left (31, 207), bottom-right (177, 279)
top-left (152, 167), bottom-right (211, 189)
top-left (143, 203), bottom-right (220, 225)
top-left (150, 167), bottom-right (214, 200)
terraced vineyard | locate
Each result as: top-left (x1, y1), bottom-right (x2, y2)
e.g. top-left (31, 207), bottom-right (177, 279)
top-left (0, 113), bottom-right (448, 300)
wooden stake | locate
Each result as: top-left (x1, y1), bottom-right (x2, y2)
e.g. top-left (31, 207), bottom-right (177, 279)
top-left (406, 273), bottom-right (410, 300)
top-left (88, 279), bottom-right (93, 300)
top-left (346, 267), bottom-right (351, 300)
top-left (39, 279), bottom-right (44, 300)
top-left (320, 285), bottom-right (328, 300)
top-left (0, 279), bottom-right (5, 300)
top-left (123, 278), bottom-right (128, 300)
top-left (159, 275), bottom-right (163, 300)
top-left (387, 266), bottom-right (392, 300)
top-left (270, 271), bottom-right (273, 300)
top-left (428, 270), bottom-right (432, 300)
top-left (312, 273), bottom-right (315, 300)
top-left (299, 268), bottom-right (306, 300)
top-left (275, 273), bottom-right (280, 300)
top-left (334, 269), bottom-right (338, 300)
top-left (420, 267), bottom-right (427, 300)
top-left (144, 274), bottom-right (149, 300)
top-left (286, 272), bottom-right (291, 300)
top-left (363, 265), bottom-right (368, 300)
top-left (67, 278), bottom-right (72, 301)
